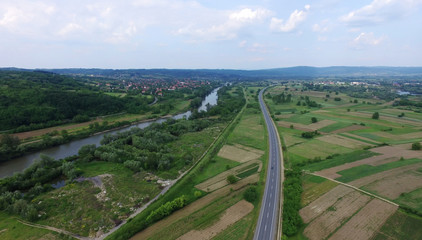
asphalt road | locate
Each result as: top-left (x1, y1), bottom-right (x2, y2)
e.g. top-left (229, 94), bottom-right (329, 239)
top-left (254, 87), bottom-right (283, 240)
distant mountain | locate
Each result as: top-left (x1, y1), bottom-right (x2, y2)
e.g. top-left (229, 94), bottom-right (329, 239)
top-left (2, 66), bottom-right (422, 78)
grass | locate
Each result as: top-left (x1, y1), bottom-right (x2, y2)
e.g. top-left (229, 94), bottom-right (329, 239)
top-left (227, 111), bottom-right (265, 150)
top-left (35, 161), bottom-right (161, 236)
top-left (237, 166), bottom-right (259, 179)
top-left (303, 150), bottom-right (378, 172)
top-left (166, 123), bottom-right (225, 178)
top-left (145, 191), bottom-right (245, 240)
top-left (193, 156), bottom-right (240, 184)
top-left (336, 158), bottom-right (422, 182)
top-left (301, 175), bottom-right (338, 207)
top-left (0, 212), bottom-right (63, 240)
top-left (372, 210), bottom-right (422, 240)
top-left (395, 188), bottom-right (422, 214)
top-left (288, 139), bottom-right (354, 161)
top-left (212, 217), bottom-right (251, 240)
top-left (319, 122), bottom-right (352, 133)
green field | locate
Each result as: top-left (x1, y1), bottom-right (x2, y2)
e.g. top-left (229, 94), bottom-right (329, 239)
top-left (336, 158), bottom-right (422, 182)
top-left (0, 212), bottom-right (63, 240)
top-left (373, 211), bottom-right (422, 240)
top-left (303, 150), bottom-right (378, 172)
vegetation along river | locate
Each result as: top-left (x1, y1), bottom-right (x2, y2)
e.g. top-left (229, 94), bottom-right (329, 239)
top-left (0, 87), bottom-right (220, 178)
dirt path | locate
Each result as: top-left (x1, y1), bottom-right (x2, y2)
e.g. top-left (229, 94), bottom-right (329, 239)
top-left (308, 173), bottom-right (398, 207)
top-left (177, 200), bottom-right (254, 240)
top-left (17, 219), bottom-right (87, 240)
top-left (131, 174), bottom-right (259, 240)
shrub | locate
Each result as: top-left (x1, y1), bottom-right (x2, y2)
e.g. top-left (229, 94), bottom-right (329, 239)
top-left (243, 186), bottom-right (258, 203)
top-left (227, 174), bottom-right (238, 184)
top-left (412, 142), bottom-right (421, 150)
top-left (311, 117), bottom-right (318, 123)
top-left (372, 112), bottom-right (379, 119)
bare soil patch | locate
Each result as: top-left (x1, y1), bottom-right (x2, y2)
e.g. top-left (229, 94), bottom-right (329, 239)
top-left (232, 144), bottom-right (264, 155)
top-left (341, 132), bottom-right (381, 144)
top-left (275, 114), bottom-right (294, 119)
top-left (302, 180), bottom-right (339, 207)
top-left (277, 121), bottom-right (315, 133)
top-left (349, 162), bottom-right (422, 188)
top-left (283, 134), bottom-right (305, 147)
top-left (365, 171), bottom-right (422, 199)
top-left (315, 145), bottom-right (422, 179)
top-left (328, 199), bottom-right (397, 240)
top-left (12, 119), bottom-right (103, 140)
top-left (331, 125), bottom-right (367, 134)
top-left (308, 120), bottom-right (336, 130)
top-left (278, 120), bottom-right (335, 132)
top-left (177, 200), bottom-right (253, 240)
top-left (318, 134), bottom-right (374, 149)
top-left (217, 145), bottom-right (262, 163)
top-left (373, 131), bottom-right (422, 141)
top-left (131, 174), bottom-right (259, 240)
top-left (303, 192), bottom-right (371, 240)
top-left (195, 162), bottom-right (261, 192)
top-left (348, 112), bottom-right (422, 127)
top-left (300, 185), bottom-right (353, 224)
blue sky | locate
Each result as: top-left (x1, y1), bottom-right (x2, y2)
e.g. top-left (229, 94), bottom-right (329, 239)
top-left (0, 0), bottom-right (421, 69)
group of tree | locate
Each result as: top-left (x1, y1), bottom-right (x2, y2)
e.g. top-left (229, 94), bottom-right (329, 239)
top-left (0, 154), bottom-right (80, 221)
top-left (272, 92), bottom-right (292, 104)
top-left (301, 130), bottom-right (320, 139)
top-left (282, 168), bottom-right (303, 236)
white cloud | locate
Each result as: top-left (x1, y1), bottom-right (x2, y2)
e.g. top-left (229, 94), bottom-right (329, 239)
top-left (176, 7), bottom-right (271, 41)
top-left (312, 19), bottom-right (330, 33)
top-left (351, 32), bottom-right (385, 49)
top-left (341, 0), bottom-right (422, 25)
top-left (270, 5), bottom-right (310, 32)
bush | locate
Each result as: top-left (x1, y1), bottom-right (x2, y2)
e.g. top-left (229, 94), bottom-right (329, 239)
top-left (244, 186), bottom-right (258, 203)
top-left (227, 174), bottom-right (238, 184)
top-left (372, 112), bottom-right (379, 119)
top-left (412, 142), bottom-right (421, 150)
top-left (301, 131), bottom-right (320, 139)
top-left (311, 117), bottom-right (318, 123)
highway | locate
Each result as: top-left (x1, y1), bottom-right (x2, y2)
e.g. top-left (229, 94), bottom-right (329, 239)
top-left (254, 87), bottom-right (283, 240)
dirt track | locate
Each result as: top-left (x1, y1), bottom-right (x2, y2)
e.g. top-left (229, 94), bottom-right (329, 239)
top-left (131, 174), bottom-right (259, 240)
top-left (177, 200), bottom-right (253, 240)
top-left (328, 199), bottom-right (397, 240)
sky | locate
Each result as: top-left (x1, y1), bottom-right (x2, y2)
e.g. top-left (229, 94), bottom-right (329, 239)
top-left (0, 0), bottom-right (421, 69)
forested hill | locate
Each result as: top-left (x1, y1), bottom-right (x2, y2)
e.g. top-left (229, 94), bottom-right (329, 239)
top-left (42, 66), bottom-right (422, 79)
top-left (0, 71), bottom-right (151, 131)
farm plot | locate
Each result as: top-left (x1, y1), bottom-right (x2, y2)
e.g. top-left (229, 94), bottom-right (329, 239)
top-left (131, 174), bottom-right (259, 240)
top-left (303, 192), bottom-right (371, 240)
top-left (217, 144), bottom-right (263, 163)
top-left (299, 185), bottom-right (354, 223)
top-left (314, 145), bottom-right (422, 179)
top-left (328, 199), bottom-right (397, 240)
top-left (195, 159), bottom-right (261, 192)
top-left (288, 139), bottom-right (353, 160)
top-left (349, 162), bottom-right (422, 187)
top-left (177, 200), bottom-right (253, 240)
top-left (317, 134), bottom-right (374, 149)
top-left (364, 171), bottom-right (422, 199)
top-left (330, 124), bottom-right (367, 134)
top-left (372, 210), bottom-right (422, 240)
top-left (301, 175), bottom-right (339, 207)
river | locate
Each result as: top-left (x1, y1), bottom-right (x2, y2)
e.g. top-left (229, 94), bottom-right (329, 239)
top-left (0, 87), bottom-right (220, 178)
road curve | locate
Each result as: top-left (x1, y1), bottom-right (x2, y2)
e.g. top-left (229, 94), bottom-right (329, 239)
top-left (254, 87), bottom-right (283, 240)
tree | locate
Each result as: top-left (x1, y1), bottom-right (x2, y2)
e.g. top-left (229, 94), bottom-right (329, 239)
top-left (244, 186), bottom-right (258, 203)
top-left (311, 117), bottom-right (318, 123)
top-left (412, 142), bottom-right (421, 150)
top-left (227, 174), bottom-right (238, 184)
top-left (372, 112), bottom-right (379, 119)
